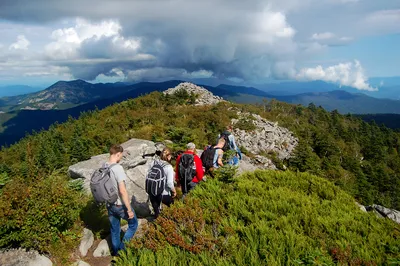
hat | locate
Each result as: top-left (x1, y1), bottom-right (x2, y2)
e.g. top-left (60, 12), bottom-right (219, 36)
top-left (187, 142), bottom-right (196, 150)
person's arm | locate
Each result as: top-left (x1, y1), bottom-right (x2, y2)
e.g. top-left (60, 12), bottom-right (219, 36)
top-left (192, 155), bottom-right (204, 182)
top-left (175, 155), bottom-right (181, 185)
top-left (165, 165), bottom-right (176, 197)
top-left (113, 165), bottom-right (134, 219)
top-left (217, 150), bottom-right (224, 166)
top-left (118, 182), bottom-right (134, 219)
top-left (229, 135), bottom-right (238, 150)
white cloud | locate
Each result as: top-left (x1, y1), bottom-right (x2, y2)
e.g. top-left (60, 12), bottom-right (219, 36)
top-left (295, 60), bottom-right (377, 91)
top-left (311, 32), bottom-right (353, 45)
top-left (312, 32), bottom-right (336, 40)
top-left (45, 18), bottom-right (140, 60)
top-left (9, 35), bottom-right (30, 50)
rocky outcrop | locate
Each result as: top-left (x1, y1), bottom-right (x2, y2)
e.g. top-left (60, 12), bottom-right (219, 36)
top-left (79, 228), bottom-right (94, 257)
top-left (232, 111), bottom-right (298, 165)
top-left (68, 139), bottom-right (164, 217)
top-left (366, 204), bottom-right (400, 224)
top-left (164, 82), bottom-right (224, 106)
top-left (0, 249), bottom-right (52, 266)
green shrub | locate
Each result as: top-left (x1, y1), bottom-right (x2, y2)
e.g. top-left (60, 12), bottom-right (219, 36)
top-left (117, 170), bottom-right (400, 266)
top-left (235, 116), bottom-right (256, 131)
top-left (0, 172), bottom-right (85, 251)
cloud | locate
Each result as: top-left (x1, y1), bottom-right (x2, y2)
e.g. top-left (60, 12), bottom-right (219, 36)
top-left (311, 32), bottom-right (353, 46)
top-left (0, 0), bottom-right (398, 88)
top-left (45, 18), bottom-right (140, 60)
top-left (9, 35), bottom-right (30, 50)
top-left (295, 60), bottom-right (376, 91)
top-left (362, 9), bottom-right (400, 35)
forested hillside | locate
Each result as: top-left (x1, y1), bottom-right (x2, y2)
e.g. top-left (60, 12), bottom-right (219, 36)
top-left (0, 89), bottom-right (399, 264)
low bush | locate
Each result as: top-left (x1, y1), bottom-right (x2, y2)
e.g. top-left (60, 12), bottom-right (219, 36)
top-left (0, 172), bottom-right (85, 252)
top-left (117, 170), bottom-right (400, 265)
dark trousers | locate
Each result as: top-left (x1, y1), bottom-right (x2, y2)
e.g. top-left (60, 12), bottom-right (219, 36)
top-left (149, 194), bottom-right (173, 218)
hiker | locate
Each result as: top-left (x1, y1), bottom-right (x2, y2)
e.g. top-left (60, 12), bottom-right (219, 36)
top-left (175, 142), bottom-right (204, 196)
top-left (104, 144), bottom-right (138, 256)
top-left (201, 138), bottom-right (225, 176)
top-left (217, 125), bottom-right (242, 165)
top-left (146, 147), bottom-right (177, 218)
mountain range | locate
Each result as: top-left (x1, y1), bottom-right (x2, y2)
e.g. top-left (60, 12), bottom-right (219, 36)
top-left (1, 79), bottom-right (400, 146)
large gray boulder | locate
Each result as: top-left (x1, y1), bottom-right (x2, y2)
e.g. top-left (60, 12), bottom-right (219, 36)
top-left (0, 249), bottom-right (52, 266)
top-left (68, 139), bottom-right (162, 217)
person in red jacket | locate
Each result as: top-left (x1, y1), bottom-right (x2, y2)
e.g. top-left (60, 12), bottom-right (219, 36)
top-left (175, 142), bottom-right (204, 196)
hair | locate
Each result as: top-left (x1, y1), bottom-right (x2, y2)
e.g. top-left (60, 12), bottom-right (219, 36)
top-left (160, 147), bottom-right (172, 162)
top-left (187, 142), bottom-right (196, 150)
top-left (217, 138), bottom-right (226, 145)
top-left (109, 144), bottom-right (124, 155)
top-left (226, 125), bottom-right (233, 131)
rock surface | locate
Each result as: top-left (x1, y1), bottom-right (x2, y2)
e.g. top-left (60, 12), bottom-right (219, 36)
top-left (69, 139), bottom-right (161, 217)
top-left (367, 204), bottom-right (400, 224)
top-left (232, 111), bottom-right (298, 164)
top-left (0, 249), bottom-right (52, 266)
top-left (79, 228), bottom-right (94, 257)
top-left (164, 82), bottom-right (224, 106)
top-left (93, 239), bottom-right (111, 258)
top-left (72, 260), bottom-right (91, 266)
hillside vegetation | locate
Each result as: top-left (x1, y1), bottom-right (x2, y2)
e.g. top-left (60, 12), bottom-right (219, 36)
top-left (0, 89), bottom-right (399, 263)
top-left (117, 170), bottom-right (400, 265)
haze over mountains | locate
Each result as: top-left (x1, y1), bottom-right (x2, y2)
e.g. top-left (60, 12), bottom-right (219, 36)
top-left (0, 78), bottom-right (400, 147)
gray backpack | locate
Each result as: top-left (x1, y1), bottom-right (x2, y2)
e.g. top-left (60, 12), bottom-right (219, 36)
top-left (90, 164), bottom-right (118, 204)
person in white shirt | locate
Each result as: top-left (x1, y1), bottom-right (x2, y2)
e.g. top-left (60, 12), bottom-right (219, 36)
top-left (148, 147), bottom-right (177, 218)
top-left (105, 144), bottom-right (138, 256)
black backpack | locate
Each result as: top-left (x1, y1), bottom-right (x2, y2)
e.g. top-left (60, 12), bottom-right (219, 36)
top-left (220, 131), bottom-right (231, 151)
top-left (201, 147), bottom-right (220, 170)
top-left (178, 154), bottom-right (195, 194)
top-left (145, 160), bottom-right (166, 197)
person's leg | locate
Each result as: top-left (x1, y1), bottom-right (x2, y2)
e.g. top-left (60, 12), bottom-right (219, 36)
top-left (119, 205), bottom-right (139, 251)
top-left (187, 181), bottom-right (197, 193)
top-left (107, 205), bottom-right (122, 256)
top-left (149, 194), bottom-right (162, 218)
top-left (232, 155), bottom-right (239, 166)
top-left (162, 195), bottom-right (173, 207)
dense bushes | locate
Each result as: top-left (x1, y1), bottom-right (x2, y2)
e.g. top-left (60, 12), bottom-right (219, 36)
top-left (117, 170), bottom-right (400, 265)
top-left (0, 172), bottom-right (85, 252)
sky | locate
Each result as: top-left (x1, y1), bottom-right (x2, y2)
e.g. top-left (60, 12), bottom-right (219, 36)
top-left (0, 0), bottom-right (399, 90)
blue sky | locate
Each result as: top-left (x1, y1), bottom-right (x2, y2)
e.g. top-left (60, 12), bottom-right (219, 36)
top-left (314, 34), bottom-right (400, 77)
top-left (0, 0), bottom-right (399, 90)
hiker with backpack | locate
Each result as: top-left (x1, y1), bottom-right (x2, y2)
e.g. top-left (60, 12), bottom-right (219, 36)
top-left (217, 125), bottom-right (242, 165)
top-left (90, 144), bottom-right (138, 256)
top-left (175, 142), bottom-right (204, 196)
top-left (145, 147), bottom-right (177, 218)
top-left (201, 138), bottom-right (225, 176)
